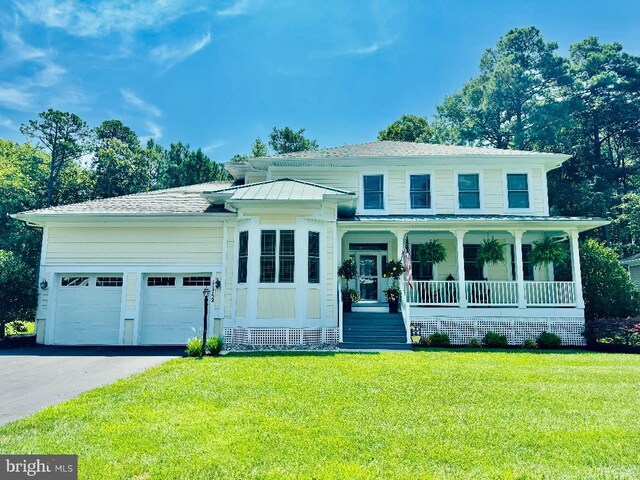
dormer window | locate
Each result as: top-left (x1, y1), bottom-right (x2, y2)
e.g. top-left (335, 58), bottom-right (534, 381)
top-left (507, 174), bottom-right (530, 209)
top-left (458, 174), bottom-right (480, 209)
top-left (363, 175), bottom-right (384, 210)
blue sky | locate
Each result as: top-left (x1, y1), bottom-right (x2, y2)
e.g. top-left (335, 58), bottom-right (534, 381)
top-left (1, 0), bottom-right (639, 162)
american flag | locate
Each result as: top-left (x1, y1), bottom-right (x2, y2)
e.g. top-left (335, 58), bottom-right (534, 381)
top-left (402, 234), bottom-right (413, 289)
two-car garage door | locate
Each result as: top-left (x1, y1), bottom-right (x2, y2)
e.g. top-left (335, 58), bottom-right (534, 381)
top-left (53, 272), bottom-right (211, 345)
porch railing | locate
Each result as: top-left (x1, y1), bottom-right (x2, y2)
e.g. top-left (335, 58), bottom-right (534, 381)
top-left (405, 280), bottom-right (577, 307)
top-left (524, 281), bottom-right (575, 307)
top-left (465, 280), bottom-right (518, 307)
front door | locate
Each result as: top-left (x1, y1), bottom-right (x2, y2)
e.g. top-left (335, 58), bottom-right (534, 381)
top-left (358, 253), bottom-right (380, 301)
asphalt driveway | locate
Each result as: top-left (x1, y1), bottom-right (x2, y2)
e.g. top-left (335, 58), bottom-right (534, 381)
top-left (0, 346), bottom-right (182, 426)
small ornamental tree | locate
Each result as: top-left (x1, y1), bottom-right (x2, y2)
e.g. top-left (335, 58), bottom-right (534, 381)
top-left (338, 259), bottom-right (359, 311)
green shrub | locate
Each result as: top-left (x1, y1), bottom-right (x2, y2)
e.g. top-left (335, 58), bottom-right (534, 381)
top-left (482, 331), bottom-right (508, 348)
top-left (429, 332), bottom-right (450, 347)
top-left (186, 337), bottom-right (204, 357)
top-left (206, 336), bottom-right (224, 356)
top-left (537, 332), bottom-right (562, 349)
top-left (523, 338), bottom-right (537, 349)
top-left (468, 338), bottom-right (481, 348)
top-left (419, 336), bottom-right (432, 347)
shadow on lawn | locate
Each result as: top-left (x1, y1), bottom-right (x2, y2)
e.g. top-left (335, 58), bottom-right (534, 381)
top-left (0, 345), bottom-right (184, 357)
top-left (412, 347), bottom-right (594, 355)
top-left (224, 350), bottom-right (380, 358)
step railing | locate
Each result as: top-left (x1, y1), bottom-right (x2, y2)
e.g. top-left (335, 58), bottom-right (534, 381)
top-left (524, 281), bottom-right (576, 306)
top-left (399, 280), bottom-right (411, 343)
top-left (338, 283), bottom-right (343, 343)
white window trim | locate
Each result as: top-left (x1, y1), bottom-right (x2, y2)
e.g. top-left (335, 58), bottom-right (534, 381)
top-left (503, 170), bottom-right (534, 214)
top-left (258, 229), bottom-right (296, 285)
top-left (405, 171), bottom-right (435, 214)
top-left (359, 172), bottom-right (388, 215)
top-left (454, 170), bottom-right (484, 214)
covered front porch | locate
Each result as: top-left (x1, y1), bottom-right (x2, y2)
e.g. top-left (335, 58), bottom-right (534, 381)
top-left (337, 226), bottom-right (585, 310)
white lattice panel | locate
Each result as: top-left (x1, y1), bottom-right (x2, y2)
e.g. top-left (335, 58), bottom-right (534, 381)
top-left (223, 327), bottom-right (339, 346)
top-left (410, 316), bottom-right (585, 346)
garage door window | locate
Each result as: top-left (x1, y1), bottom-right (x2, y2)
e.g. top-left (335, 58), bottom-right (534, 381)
top-left (147, 277), bottom-right (176, 287)
top-left (183, 276), bottom-right (211, 287)
top-left (96, 277), bottom-right (123, 287)
top-left (61, 276), bottom-right (89, 287)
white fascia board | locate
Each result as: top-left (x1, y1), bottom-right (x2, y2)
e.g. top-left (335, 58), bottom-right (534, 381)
top-left (12, 212), bottom-right (236, 227)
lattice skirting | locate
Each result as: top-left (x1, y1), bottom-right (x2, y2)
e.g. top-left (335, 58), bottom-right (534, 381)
top-left (224, 327), bottom-right (339, 346)
top-left (411, 317), bottom-right (585, 346)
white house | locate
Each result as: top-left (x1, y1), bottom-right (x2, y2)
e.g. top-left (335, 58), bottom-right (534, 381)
top-left (14, 141), bottom-right (607, 348)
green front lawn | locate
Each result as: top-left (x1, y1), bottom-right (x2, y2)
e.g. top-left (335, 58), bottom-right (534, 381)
top-left (2, 351), bottom-right (640, 479)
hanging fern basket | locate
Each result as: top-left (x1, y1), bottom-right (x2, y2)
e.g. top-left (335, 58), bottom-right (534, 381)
top-left (418, 239), bottom-right (447, 265)
top-left (476, 237), bottom-right (506, 268)
top-left (529, 237), bottom-right (569, 268)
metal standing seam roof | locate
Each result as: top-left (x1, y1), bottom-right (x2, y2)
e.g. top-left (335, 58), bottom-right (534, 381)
top-left (203, 178), bottom-right (356, 201)
top-left (345, 214), bottom-right (608, 222)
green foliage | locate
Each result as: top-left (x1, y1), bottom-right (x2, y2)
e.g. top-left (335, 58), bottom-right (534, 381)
top-left (157, 142), bottom-right (230, 189)
top-left (383, 285), bottom-right (401, 303)
top-left (429, 332), bottom-right (450, 347)
top-left (0, 250), bottom-right (36, 339)
top-left (338, 259), bottom-right (357, 281)
top-left (476, 237), bottom-right (506, 269)
top-left (382, 259), bottom-right (404, 280)
top-left (377, 114), bottom-right (433, 143)
top-left (418, 239), bottom-right (447, 265)
top-left (268, 126), bottom-right (318, 154)
top-left (340, 287), bottom-right (360, 303)
top-left (536, 332), bottom-right (562, 349)
top-left (528, 237), bottom-right (569, 268)
top-left (468, 338), bottom-right (481, 348)
top-left (482, 331), bottom-right (508, 348)
top-left (577, 239), bottom-right (640, 320)
top-left (20, 109), bottom-right (92, 207)
top-left (186, 337), bottom-right (204, 357)
top-left (584, 317), bottom-right (640, 346)
top-left (523, 338), bottom-right (537, 349)
top-left (251, 138), bottom-right (268, 157)
top-left (206, 336), bottom-right (223, 356)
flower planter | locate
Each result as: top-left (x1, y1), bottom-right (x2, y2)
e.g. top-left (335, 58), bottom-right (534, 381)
top-left (343, 299), bottom-right (353, 313)
top-left (411, 335), bottom-right (421, 344)
top-left (388, 298), bottom-right (399, 313)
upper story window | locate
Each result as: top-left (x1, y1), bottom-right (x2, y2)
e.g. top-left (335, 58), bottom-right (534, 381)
top-left (507, 174), bottom-right (530, 209)
top-left (410, 174), bottom-right (431, 209)
top-left (363, 174), bottom-right (384, 210)
top-left (458, 174), bottom-right (480, 209)
top-left (238, 231), bottom-right (248, 283)
top-left (308, 231), bottom-right (320, 284)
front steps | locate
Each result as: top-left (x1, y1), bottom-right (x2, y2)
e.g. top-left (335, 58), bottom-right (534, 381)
top-left (339, 312), bottom-right (412, 350)
top-left (351, 302), bottom-right (389, 314)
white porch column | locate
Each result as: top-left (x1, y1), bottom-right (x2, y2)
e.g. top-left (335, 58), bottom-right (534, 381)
top-left (512, 230), bottom-right (526, 309)
top-left (394, 229), bottom-right (408, 259)
top-left (570, 230), bottom-right (585, 309)
top-left (455, 230), bottom-right (468, 308)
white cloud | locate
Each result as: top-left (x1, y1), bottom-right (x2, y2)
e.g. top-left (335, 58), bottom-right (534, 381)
top-left (202, 139), bottom-right (225, 153)
top-left (0, 116), bottom-right (17, 131)
top-left (14, 0), bottom-right (208, 37)
top-left (216, 0), bottom-right (250, 17)
top-left (150, 31), bottom-right (211, 70)
top-left (335, 36), bottom-right (399, 57)
top-left (121, 89), bottom-right (162, 118)
top-left (0, 86), bottom-right (36, 110)
top-left (142, 121), bottom-right (163, 142)
top-left (1, 30), bottom-right (47, 62)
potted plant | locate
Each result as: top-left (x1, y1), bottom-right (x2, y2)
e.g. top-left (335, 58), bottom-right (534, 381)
top-left (418, 239), bottom-right (447, 265)
top-left (338, 259), bottom-right (358, 312)
top-left (529, 237), bottom-right (568, 268)
top-left (383, 258), bottom-right (404, 313)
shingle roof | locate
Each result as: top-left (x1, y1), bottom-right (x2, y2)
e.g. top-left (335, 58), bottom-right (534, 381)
top-left (16, 181), bottom-right (234, 216)
top-left (621, 253), bottom-right (640, 264)
top-left (265, 141), bottom-right (564, 159)
top-left (204, 178), bottom-right (354, 201)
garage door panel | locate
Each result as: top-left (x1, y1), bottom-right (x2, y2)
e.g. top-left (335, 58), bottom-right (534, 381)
top-left (140, 274), bottom-right (209, 345)
top-left (54, 274), bottom-right (122, 345)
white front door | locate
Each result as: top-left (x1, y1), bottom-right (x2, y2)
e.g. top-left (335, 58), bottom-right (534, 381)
top-left (356, 253), bottom-right (383, 301)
